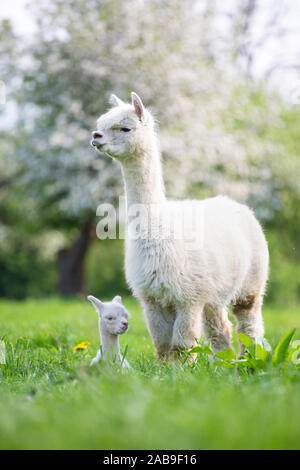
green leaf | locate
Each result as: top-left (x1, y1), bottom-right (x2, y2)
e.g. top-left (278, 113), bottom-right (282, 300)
top-left (216, 348), bottom-right (235, 362)
top-left (238, 333), bottom-right (253, 349)
top-left (202, 345), bottom-right (214, 355)
top-left (217, 361), bottom-right (235, 369)
top-left (234, 356), bottom-right (265, 370)
top-left (189, 346), bottom-right (202, 353)
top-left (272, 328), bottom-right (296, 366)
top-left (255, 344), bottom-right (269, 363)
top-left (189, 345), bottom-right (213, 355)
top-left (249, 358), bottom-right (266, 370)
top-left (287, 341), bottom-right (300, 364)
top-left (256, 336), bottom-right (272, 352)
top-left (233, 358), bottom-right (251, 368)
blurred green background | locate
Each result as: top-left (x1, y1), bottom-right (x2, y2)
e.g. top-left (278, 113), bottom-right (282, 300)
top-left (0, 0), bottom-right (299, 306)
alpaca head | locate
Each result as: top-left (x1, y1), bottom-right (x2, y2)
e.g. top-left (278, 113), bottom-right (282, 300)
top-left (91, 92), bottom-right (155, 160)
top-left (87, 295), bottom-right (129, 335)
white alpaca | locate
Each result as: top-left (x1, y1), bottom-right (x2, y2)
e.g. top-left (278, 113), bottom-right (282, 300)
top-left (91, 92), bottom-right (269, 359)
top-left (87, 295), bottom-right (130, 368)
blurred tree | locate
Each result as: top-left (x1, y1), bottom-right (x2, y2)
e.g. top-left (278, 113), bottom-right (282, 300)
top-left (0, 0), bottom-right (299, 302)
top-left (5, 0), bottom-right (227, 295)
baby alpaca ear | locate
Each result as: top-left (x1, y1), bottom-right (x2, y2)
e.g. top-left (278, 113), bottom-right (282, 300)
top-left (131, 92), bottom-right (145, 121)
top-left (110, 94), bottom-right (124, 107)
top-left (87, 295), bottom-right (104, 314)
top-left (112, 295), bottom-right (122, 304)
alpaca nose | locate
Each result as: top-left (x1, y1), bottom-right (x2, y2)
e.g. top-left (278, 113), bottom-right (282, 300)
top-left (93, 131), bottom-right (103, 139)
top-left (122, 321), bottom-right (128, 330)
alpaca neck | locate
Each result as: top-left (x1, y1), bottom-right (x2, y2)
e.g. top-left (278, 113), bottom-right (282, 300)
top-left (121, 135), bottom-right (165, 207)
top-left (99, 320), bottom-right (120, 359)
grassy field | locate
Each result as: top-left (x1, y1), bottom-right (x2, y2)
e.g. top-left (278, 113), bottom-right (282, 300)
top-left (0, 297), bottom-right (300, 450)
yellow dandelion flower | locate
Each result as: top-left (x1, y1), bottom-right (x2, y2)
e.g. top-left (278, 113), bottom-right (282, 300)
top-left (73, 341), bottom-right (92, 351)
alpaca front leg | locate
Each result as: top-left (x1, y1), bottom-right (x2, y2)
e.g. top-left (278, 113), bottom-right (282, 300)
top-left (170, 306), bottom-right (202, 360)
top-left (202, 305), bottom-right (232, 353)
top-left (142, 300), bottom-right (174, 359)
top-left (90, 348), bottom-right (102, 366)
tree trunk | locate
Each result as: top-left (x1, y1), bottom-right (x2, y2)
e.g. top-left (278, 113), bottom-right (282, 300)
top-left (57, 221), bottom-right (94, 296)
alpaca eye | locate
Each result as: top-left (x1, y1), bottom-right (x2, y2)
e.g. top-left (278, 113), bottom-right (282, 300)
top-left (120, 127), bottom-right (131, 132)
top-left (107, 317), bottom-right (113, 321)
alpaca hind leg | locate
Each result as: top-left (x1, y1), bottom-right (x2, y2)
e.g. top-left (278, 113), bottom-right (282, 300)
top-left (232, 293), bottom-right (264, 354)
top-left (202, 304), bottom-right (232, 353)
top-left (142, 300), bottom-right (174, 360)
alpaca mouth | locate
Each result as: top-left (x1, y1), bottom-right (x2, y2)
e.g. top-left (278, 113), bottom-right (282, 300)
top-left (119, 326), bottom-right (129, 334)
top-left (91, 139), bottom-right (105, 150)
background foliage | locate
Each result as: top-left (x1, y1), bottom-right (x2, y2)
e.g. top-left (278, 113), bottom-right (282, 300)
top-left (0, 0), bottom-right (299, 304)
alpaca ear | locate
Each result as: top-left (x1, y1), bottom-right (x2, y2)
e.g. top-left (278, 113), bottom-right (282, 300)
top-left (87, 295), bottom-right (104, 315)
top-left (110, 94), bottom-right (124, 107)
top-left (131, 92), bottom-right (145, 121)
top-left (112, 295), bottom-right (122, 304)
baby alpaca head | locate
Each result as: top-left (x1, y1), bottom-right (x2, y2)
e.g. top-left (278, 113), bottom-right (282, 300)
top-left (87, 295), bottom-right (129, 335)
top-left (91, 92), bottom-right (155, 160)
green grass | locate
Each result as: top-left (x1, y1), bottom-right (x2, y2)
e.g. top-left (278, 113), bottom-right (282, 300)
top-left (0, 297), bottom-right (300, 450)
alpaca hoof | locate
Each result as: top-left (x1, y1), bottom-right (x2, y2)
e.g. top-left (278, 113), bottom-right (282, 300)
top-left (168, 347), bottom-right (184, 362)
top-left (156, 350), bottom-right (168, 362)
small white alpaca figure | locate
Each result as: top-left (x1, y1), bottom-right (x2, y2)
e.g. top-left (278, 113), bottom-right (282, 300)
top-left (91, 93), bottom-right (269, 360)
top-left (87, 295), bottom-right (130, 368)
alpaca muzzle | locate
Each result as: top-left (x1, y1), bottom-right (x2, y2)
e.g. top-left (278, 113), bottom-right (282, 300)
top-left (91, 131), bottom-right (105, 149)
